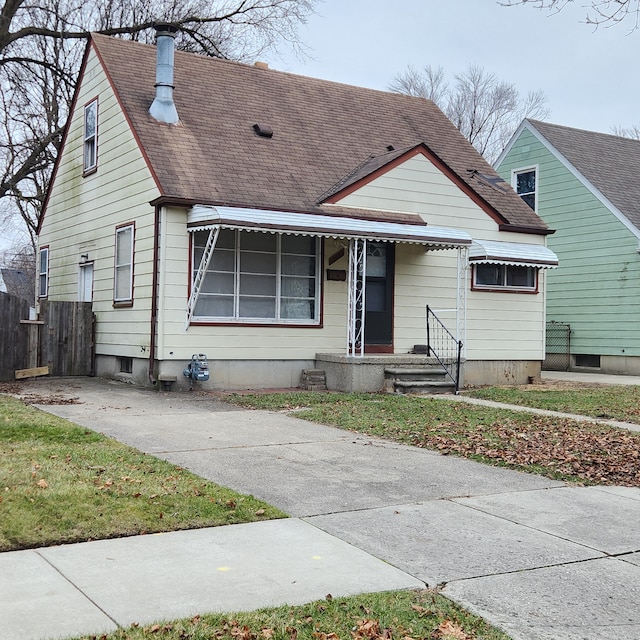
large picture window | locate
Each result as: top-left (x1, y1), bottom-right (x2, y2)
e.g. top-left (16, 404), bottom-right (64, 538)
top-left (473, 263), bottom-right (537, 292)
top-left (83, 99), bottom-right (98, 173)
top-left (114, 223), bottom-right (134, 304)
top-left (192, 229), bottom-right (320, 324)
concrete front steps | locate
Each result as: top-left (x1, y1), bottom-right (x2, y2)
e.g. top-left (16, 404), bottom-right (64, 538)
top-left (383, 366), bottom-right (456, 394)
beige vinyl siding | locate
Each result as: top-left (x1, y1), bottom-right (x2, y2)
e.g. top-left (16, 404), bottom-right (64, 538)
top-left (336, 153), bottom-right (548, 360)
top-left (337, 154), bottom-right (500, 237)
top-left (38, 47), bottom-right (160, 358)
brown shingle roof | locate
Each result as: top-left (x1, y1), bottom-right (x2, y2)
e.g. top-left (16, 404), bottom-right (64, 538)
top-left (527, 119), bottom-right (640, 230)
top-left (91, 33), bottom-right (548, 233)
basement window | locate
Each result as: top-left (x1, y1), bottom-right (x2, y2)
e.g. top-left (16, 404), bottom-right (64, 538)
top-left (117, 356), bottom-right (133, 374)
top-left (574, 354), bottom-right (601, 368)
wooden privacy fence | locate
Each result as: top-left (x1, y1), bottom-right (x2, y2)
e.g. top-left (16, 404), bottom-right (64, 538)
top-left (0, 292), bottom-right (95, 381)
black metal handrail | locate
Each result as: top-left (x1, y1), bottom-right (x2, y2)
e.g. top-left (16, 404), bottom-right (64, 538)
top-left (426, 305), bottom-right (463, 394)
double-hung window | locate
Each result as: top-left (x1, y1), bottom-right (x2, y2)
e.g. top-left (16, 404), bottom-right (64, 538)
top-left (38, 246), bottom-right (49, 298)
top-left (513, 167), bottom-right (537, 210)
top-left (114, 223), bottom-right (134, 305)
top-left (191, 229), bottom-right (320, 324)
top-left (83, 99), bottom-right (98, 174)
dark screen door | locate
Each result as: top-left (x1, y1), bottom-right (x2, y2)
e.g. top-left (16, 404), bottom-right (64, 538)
top-left (364, 242), bottom-right (394, 348)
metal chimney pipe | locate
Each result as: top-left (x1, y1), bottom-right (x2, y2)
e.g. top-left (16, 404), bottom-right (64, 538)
top-left (149, 23), bottom-right (179, 124)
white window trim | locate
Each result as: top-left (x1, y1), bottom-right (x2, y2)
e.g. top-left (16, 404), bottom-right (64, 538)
top-left (511, 165), bottom-right (538, 211)
top-left (472, 263), bottom-right (538, 292)
top-left (38, 246), bottom-right (49, 298)
top-left (114, 224), bottom-right (134, 304)
top-left (83, 99), bottom-right (98, 173)
top-left (191, 230), bottom-right (321, 325)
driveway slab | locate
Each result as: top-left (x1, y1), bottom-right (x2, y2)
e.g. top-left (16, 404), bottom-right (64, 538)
top-left (158, 438), bottom-right (561, 517)
top-left (305, 499), bottom-right (603, 586)
top-left (0, 549), bottom-right (117, 640)
top-left (444, 557), bottom-right (640, 640)
top-left (456, 485), bottom-right (640, 555)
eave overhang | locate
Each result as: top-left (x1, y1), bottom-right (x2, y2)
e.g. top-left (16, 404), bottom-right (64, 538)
top-left (187, 205), bottom-right (472, 249)
top-left (469, 239), bottom-right (559, 268)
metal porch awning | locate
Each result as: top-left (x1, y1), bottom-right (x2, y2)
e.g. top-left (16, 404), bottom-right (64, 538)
top-left (469, 239), bottom-right (558, 268)
top-left (187, 205), bottom-right (472, 248)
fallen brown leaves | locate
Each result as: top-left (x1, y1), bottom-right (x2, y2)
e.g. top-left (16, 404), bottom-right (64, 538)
top-left (414, 415), bottom-right (640, 486)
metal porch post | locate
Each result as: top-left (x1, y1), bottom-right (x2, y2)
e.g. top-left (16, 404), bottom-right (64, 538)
top-left (347, 238), bottom-right (366, 356)
top-left (456, 245), bottom-right (469, 356)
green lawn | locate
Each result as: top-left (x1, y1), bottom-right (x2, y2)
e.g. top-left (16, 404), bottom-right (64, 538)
top-left (226, 391), bottom-right (640, 487)
top-left (464, 384), bottom-right (640, 424)
top-left (0, 394), bottom-right (285, 551)
top-left (70, 589), bottom-right (511, 640)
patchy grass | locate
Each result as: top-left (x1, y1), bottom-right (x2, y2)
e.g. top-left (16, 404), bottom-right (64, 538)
top-left (71, 589), bottom-right (511, 640)
top-left (464, 383), bottom-right (640, 424)
top-left (0, 394), bottom-right (285, 551)
top-left (227, 391), bottom-right (640, 487)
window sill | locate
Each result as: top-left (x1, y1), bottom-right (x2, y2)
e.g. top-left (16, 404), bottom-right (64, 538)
top-left (190, 319), bottom-right (322, 328)
top-left (471, 286), bottom-right (538, 294)
top-left (113, 300), bottom-right (134, 308)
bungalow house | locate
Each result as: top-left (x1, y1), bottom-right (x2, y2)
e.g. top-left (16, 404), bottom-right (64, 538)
top-left (37, 26), bottom-right (558, 392)
top-left (496, 119), bottom-right (640, 375)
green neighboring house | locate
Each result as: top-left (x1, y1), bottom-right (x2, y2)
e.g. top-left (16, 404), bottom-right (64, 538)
top-left (496, 119), bottom-right (640, 374)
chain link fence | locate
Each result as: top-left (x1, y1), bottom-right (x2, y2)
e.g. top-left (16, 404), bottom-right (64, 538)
top-left (543, 321), bottom-right (571, 371)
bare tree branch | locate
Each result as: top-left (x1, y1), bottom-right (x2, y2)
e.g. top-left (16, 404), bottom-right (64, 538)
top-left (499, 0), bottom-right (640, 30)
top-left (389, 63), bottom-right (550, 163)
top-left (0, 0), bottom-right (318, 255)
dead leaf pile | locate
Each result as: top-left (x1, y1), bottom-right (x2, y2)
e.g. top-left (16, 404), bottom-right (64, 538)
top-left (415, 415), bottom-right (640, 485)
top-left (19, 393), bottom-right (82, 405)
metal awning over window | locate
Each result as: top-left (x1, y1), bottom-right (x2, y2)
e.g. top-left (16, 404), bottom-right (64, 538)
top-left (188, 205), bottom-right (472, 249)
top-left (469, 239), bottom-right (558, 268)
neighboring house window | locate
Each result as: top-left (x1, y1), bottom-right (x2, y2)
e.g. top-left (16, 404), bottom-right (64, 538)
top-left (472, 263), bottom-right (537, 292)
top-left (38, 246), bottom-right (49, 298)
top-left (192, 229), bottom-right (320, 324)
top-left (83, 99), bottom-right (98, 173)
top-left (513, 167), bottom-right (537, 210)
top-left (114, 223), bottom-right (134, 305)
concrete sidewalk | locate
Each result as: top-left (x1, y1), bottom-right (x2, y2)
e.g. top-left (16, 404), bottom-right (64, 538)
top-left (2, 376), bottom-right (640, 640)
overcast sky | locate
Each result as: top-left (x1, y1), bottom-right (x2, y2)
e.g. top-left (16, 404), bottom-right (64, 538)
top-left (270, 0), bottom-right (639, 136)
top-left (2, 0), bottom-right (637, 256)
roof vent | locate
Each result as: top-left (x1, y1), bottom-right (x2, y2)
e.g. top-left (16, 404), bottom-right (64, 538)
top-left (253, 123), bottom-right (273, 138)
top-left (386, 145), bottom-right (395, 151)
top-left (149, 23), bottom-right (179, 125)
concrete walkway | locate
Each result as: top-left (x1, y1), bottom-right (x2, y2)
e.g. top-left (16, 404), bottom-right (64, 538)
top-left (2, 375), bottom-right (640, 640)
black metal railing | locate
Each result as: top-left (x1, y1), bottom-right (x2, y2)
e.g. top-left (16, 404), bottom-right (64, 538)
top-left (426, 305), bottom-right (463, 393)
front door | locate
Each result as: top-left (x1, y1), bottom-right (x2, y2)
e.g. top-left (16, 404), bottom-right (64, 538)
top-left (365, 242), bottom-right (394, 350)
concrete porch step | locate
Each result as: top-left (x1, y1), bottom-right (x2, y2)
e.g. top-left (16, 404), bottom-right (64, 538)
top-left (300, 369), bottom-right (327, 391)
top-left (384, 367), bottom-right (447, 377)
top-left (384, 365), bottom-right (455, 395)
top-left (393, 379), bottom-right (456, 394)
